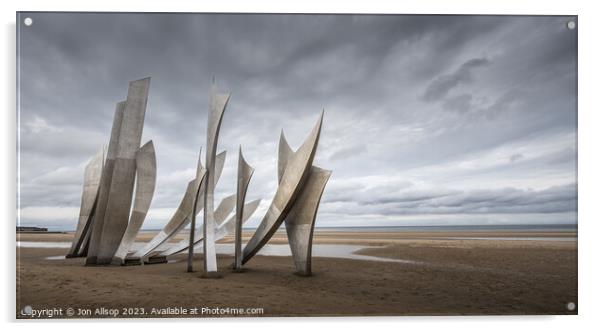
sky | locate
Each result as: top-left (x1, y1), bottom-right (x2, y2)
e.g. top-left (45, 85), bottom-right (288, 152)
top-left (17, 13), bottom-right (577, 230)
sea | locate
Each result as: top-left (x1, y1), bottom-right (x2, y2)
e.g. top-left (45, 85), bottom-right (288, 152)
top-left (44, 224), bottom-right (577, 233)
top-left (59, 223), bottom-right (578, 234)
top-left (310, 224), bottom-right (577, 233)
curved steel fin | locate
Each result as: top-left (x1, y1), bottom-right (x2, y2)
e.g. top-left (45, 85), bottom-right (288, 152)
top-left (113, 140), bottom-right (157, 264)
top-left (86, 101), bottom-right (126, 264)
top-left (132, 150), bottom-right (226, 258)
top-left (66, 147), bottom-right (104, 258)
top-left (242, 112), bottom-right (323, 265)
top-left (284, 166), bottom-right (331, 275)
top-left (203, 82), bottom-right (231, 274)
top-left (163, 198), bottom-right (261, 256)
top-left (159, 193), bottom-right (236, 256)
top-left (234, 146), bottom-right (255, 269)
top-left (94, 77), bottom-right (151, 265)
top-left (278, 131), bottom-right (293, 183)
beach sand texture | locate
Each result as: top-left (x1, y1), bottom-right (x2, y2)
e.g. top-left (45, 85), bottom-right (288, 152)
top-left (17, 230), bottom-right (577, 318)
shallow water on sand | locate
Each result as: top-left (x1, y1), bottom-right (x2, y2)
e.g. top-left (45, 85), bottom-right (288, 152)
top-left (18, 241), bottom-right (416, 264)
top-left (440, 237), bottom-right (576, 241)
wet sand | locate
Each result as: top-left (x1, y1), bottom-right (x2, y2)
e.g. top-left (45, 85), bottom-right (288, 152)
top-left (16, 230), bottom-right (577, 318)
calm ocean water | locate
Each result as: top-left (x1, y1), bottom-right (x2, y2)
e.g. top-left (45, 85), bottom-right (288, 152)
top-left (311, 224), bottom-right (577, 232)
top-left (134, 224), bottom-right (578, 233)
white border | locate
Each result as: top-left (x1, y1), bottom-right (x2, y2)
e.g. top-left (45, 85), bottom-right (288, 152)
top-left (2, 0), bottom-right (601, 330)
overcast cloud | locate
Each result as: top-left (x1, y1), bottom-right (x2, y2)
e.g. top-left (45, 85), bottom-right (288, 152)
top-left (17, 13), bottom-right (577, 230)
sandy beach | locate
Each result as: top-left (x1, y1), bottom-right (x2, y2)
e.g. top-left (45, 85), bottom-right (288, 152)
top-left (16, 230), bottom-right (577, 318)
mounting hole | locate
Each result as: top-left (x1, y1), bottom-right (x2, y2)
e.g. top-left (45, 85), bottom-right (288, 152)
top-left (567, 21), bottom-right (576, 30)
top-left (24, 17), bottom-right (33, 26)
top-left (21, 305), bottom-right (32, 315)
top-left (567, 302), bottom-right (576, 311)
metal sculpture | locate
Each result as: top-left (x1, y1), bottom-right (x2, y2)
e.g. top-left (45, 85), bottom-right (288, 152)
top-left (277, 132), bottom-right (331, 275)
top-left (242, 112), bottom-right (330, 276)
top-left (242, 112), bottom-right (323, 264)
top-left (112, 141), bottom-right (157, 265)
top-left (67, 78), bottom-right (330, 276)
top-left (85, 101), bottom-right (126, 264)
top-left (284, 166), bottom-right (331, 275)
top-left (77, 226), bottom-right (92, 257)
top-left (131, 151), bottom-right (227, 263)
top-left (203, 82), bottom-right (230, 277)
top-left (66, 147), bottom-right (105, 258)
top-left (84, 77), bottom-right (153, 266)
top-left (148, 193), bottom-right (236, 264)
top-left (162, 199), bottom-right (260, 256)
top-left (186, 149), bottom-right (207, 271)
top-left (95, 78), bottom-right (151, 264)
top-left (233, 147), bottom-right (254, 271)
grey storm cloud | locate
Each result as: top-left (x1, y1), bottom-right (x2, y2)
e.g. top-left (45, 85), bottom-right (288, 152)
top-left (509, 153), bottom-right (524, 163)
top-left (423, 57), bottom-right (490, 102)
top-left (324, 183), bottom-right (576, 215)
top-left (16, 13), bottom-right (577, 229)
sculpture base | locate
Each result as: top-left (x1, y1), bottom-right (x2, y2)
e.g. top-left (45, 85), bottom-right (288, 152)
top-left (65, 253), bottom-right (80, 259)
top-left (123, 257), bottom-right (142, 266)
top-left (200, 271), bottom-right (223, 279)
top-left (84, 256), bottom-right (97, 266)
top-left (94, 257), bottom-right (113, 265)
top-left (144, 255), bottom-right (168, 265)
top-left (294, 270), bottom-right (312, 277)
top-left (110, 257), bottom-right (123, 266)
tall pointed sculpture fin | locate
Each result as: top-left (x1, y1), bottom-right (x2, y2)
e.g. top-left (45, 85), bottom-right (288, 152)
top-left (192, 147), bottom-right (206, 212)
top-left (205, 88), bottom-right (230, 190)
top-left (187, 150), bottom-right (207, 271)
top-left (278, 131), bottom-right (293, 183)
top-left (95, 77), bottom-right (151, 264)
top-left (77, 141), bottom-right (104, 257)
top-left (66, 147), bottom-right (105, 258)
top-left (285, 166), bottom-right (331, 275)
top-left (86, 101), bottom-right (126, 264)
top-left (112, 140), bottom-right (157, 264)
top-left (242, 112), bottom-right (324, 265)
top-left (203, 81), bottom-right (231, 275)
top-left (234, 146), bottom-right (255, 270)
